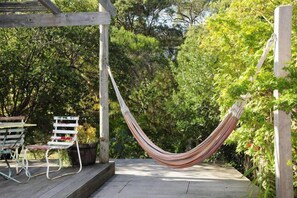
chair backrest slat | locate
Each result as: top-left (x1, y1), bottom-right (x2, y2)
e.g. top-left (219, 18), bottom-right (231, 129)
top-left (0, 116), bottom-right (25, 149)
top-left (0, 128), bottom-right (24, 133)
top-left (53, 123), bottom-right (78, 128)
top-left (0, 135), bottom-right (24, 139)
top-left (0, 116), bottom-right (25, 121)
top-left (48, 142), bottom-right (73, 146)
top-left (53, 116), bottom-right (79, 121)
top-left (53, 130), bottom-right (77, 135)
top-left (47, 116), bottom-right (79, 148)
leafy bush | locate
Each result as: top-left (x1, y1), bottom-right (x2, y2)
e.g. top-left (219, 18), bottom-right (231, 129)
top-left (77, 123), bottom-right (98, 144)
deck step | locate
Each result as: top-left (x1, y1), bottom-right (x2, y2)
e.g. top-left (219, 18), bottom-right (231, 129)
top-left (0, 161), bottom-right (115, 198)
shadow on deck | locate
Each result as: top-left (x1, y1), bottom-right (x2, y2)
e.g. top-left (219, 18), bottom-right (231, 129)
top-left (0, 160), bottom-right (115, 198)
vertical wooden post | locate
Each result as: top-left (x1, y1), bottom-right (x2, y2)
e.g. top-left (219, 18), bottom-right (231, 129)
top-left (273, 5), bottom-right (293, 198)
top-left (99, 4), bottom-right (109, 163)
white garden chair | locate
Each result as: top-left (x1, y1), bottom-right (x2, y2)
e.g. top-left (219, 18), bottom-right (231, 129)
top-left (24, 116), bottom-right (82, 179)
top-left (0, 116), bottom-right (31, 183)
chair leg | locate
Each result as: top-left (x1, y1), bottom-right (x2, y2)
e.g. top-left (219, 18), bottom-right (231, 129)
top-left (23, 149), bottom-right (32, 178)
top-left (46, 148), bottom-right (64, 179)
top-left (46, 143), bottom-right (82, 180)
top-left (75, 140), bottom-right (82, 174)
top-left (15, 151), bottom-right (19, 174)
top-left (57, 150), bottom-right (62, 171)
top-left (0, 155), bottom-right (22, 183)
top-left (24, 148), bottom-right (61, 179)
top-left (9, 149), bottom-right (24, 177)
top-left (23, 149), bottom-right (28, 175)
top-left (0, 155), bottom-right (12, 179)
top-left (16, 146), bottom-right (27, 175)
top-left (14, 148), bottom-right (20, 175)
top-left (45, 148), bottom-right (51, 179)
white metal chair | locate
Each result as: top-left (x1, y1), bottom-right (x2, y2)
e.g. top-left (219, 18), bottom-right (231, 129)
top-left (0, 116), bottom-right (30, 183)
top-left (24, 116), bottom-right (82, 179)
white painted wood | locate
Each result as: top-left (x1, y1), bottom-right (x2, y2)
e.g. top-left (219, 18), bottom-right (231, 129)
top-left (99, 4), bottom-right (110, 163)
top-left (53, 123), bottom-right (78, 127)
top-left (0, 12), bottom-right (111, 28)
top-left (53, 116), bottom-right (79, 120)
top-left (53, 130), bottom-right (77, 134)
top-left (273, 5), bottom-right (294, 198)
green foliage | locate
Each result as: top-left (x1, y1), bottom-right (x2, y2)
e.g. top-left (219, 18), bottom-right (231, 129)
top-left (177, 0), bottom-right (297, 196)
top-left (55, 0), bottom-right (98, 12)
top-left (173, 0), bottom-right (211, 26)
top-left (113, 0), bottom-right (173, 35)
top-left (0, 1), bottom-right (100, 143)
top-left (110, 27), bottom-right (165, 88)
top-left (170, 26), bottom-right (221, 152)
top-left (113, 0), bottom-right (184, 59)
top-left (77, 123), bottom-right (98, 144)
top-left (109, 101), bottom-right (144, 158)
top-left (109, 27), bottom-right (178, 156)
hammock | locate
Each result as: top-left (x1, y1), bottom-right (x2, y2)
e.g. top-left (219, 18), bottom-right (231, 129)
top-left (107, 35), bottom-right (275, 168)
top-left (107, 66), bottom-right (244, 168)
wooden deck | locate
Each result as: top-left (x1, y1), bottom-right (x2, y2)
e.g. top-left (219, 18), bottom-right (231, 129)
top-left (91, 159), bottom-right (258, 198)
top-left (1, 159), bottom-right (258, 198)
top-left (0, 160), bottom-right (115, 198)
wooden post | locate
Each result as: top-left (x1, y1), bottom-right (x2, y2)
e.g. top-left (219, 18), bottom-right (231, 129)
top-left (99, 4), bottom-right (109, 163)
top-left (273, 5), bottom-right (293, 198)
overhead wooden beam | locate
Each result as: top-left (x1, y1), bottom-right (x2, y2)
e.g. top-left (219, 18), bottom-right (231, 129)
top-left (38, 0), bottom-right (61, 15)
top-left (0, 12), bottom-right (111, 28)
top-left (0, 1), bottom-right (47, 13)
top-left (100, 0), bottom-right (116, 17)
top-left (0, 1), bottom-right (40, 7)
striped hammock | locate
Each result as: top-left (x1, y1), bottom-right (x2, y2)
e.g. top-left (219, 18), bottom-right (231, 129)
top-left (107, 66), bottom-right (244, 168)
top-left (107, 34), bottom-right (275, 168)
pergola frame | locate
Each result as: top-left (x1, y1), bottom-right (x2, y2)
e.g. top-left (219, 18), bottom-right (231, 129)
top-left (2, 2), bottom-right (294, 197)
top-left (0, 0), bottom-right (116, 27)
top-left (0, 0), bottom-right (114, 163)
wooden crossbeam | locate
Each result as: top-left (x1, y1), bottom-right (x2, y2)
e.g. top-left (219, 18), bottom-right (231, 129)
top-left (0, 1), bottom-right (47, 13)
top-left (0, 12), bottom-right (111, 27)
top-left (38, 0), bottom-right (61, 14)
top-left (0, 8), bottom-right (47, 12)
top-left (0, 1), bottom-right (40, 7)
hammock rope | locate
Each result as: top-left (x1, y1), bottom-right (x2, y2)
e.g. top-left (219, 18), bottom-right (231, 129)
top-left (107, 34), bottom-right (275, 168)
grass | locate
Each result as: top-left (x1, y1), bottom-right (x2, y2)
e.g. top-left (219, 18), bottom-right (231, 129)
top-left (23, 150), bottom-right (72, 167)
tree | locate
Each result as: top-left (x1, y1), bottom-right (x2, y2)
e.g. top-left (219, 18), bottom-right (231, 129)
top-left (0, 0), bottom-right (100, 143)
top-left (113, 0), bottom-right (173, 35)
top-left (178, 0), bottom-right (297, 196)
top-left (171, 26), bottom-right (220, 152)
top-left (169, 0), bottom-right (211, 28)
top-left (112, 0), bottom-right (184, 58)
top-left (109, 27), bottom-right (179, 156)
